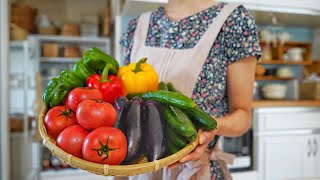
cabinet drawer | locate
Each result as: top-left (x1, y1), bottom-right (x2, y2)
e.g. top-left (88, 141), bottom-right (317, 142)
top-left (255, 109), bottom-right (320, 132)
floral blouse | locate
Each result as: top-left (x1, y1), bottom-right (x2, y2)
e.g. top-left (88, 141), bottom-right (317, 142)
top-left (120, 2), bottom-right (261, 118)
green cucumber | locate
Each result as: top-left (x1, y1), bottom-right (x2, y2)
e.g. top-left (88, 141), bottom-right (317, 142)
top-left (167, 140), bottom-right (181, 155)
top-left (163, 105), bottom-right (197, 138)
top-left (158, 82), bottom-right (168, 91)
top-left (141, 90), bottom-right (195, 109)
top-left (167, 82), bottom-right (181, 93)
top-left (186, 133), bottom-right (197, 142)
top-left (185, 107), bottom-right (217, 130)
top-left (165, 125), bottom-right (188, 149)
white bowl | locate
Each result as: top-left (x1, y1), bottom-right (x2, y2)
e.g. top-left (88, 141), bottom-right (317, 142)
top-left (262, 84), bottom-right (287, 99)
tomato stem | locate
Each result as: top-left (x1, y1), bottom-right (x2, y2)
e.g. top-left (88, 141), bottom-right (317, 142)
top-left (57, 106), bottom-right (72, 121)
top-left (91, 136), bottom-right (119, 162)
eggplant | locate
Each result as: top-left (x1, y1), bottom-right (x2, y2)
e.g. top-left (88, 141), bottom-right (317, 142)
top-left (113, 96), bottom-right (130, 114)
top-left (123, 96), bottom-right (144, 163)
top-left (145, 101), bottom-right (167, 161)
top-left (113, 96), bottom-right (131, 130)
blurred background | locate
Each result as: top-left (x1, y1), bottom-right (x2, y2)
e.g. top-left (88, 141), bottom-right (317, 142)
top-left (1, 0), bottom-right (320, 180)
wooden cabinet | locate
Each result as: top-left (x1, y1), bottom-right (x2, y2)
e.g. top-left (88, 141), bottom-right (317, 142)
top-left (254, 107), bottom-right (320, 180)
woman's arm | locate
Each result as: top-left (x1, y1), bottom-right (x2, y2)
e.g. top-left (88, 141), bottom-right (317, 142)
top-left (217, 56), bottom-right (256, 137)
top-left (169, 56), bottom-right (256, 168)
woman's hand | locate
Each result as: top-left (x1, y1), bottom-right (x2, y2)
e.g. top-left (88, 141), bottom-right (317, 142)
top-left (168, 125), bottom-right (219, 169)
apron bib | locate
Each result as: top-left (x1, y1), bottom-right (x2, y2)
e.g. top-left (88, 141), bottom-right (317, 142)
top-left (131, 3), bottom-right (240, 98)
top-left (119, 3), bottom-right (240, 180)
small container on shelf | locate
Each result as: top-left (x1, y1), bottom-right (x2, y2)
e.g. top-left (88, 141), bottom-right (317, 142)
top-left (255, 65), bottom-right (266, 77)
top-left (261, 45), bottom-right (273, 61)
top-left (10, 23), bottom-right (28, 41)
top-left (262, 84), bottom-right (287, 100)
top-left (42, 43), bottom-right (59, 57)
top-left (259, 40), bottom-right (312, 65)
top-left (299, 82), bottom-right (320, 100)
top-left (38, 26), bottom-right (58, 35)
top-left (61, 24), bottom-right (80, 37)
top-left (63, 46), bottom-right (81, 57)
top-left (10, 3), bottom-right (37, 33)
top-left (80, 24), bottom-right (99, 37)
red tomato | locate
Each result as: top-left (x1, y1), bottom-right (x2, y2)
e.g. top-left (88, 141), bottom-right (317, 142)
top-left (66, 87), bottom-right (103, 112)
top-left (76, 99), bottom-right (117, 131)
top-left (44, 106), bottom-right (78, 139)
top-left (82, 126), bottom-right (127, 164)
top-left (56, 125), bottom-right (89, 158)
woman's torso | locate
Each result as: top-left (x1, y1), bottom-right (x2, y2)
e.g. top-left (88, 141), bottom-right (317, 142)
top-left (121, 2), bottom-right (261, 117)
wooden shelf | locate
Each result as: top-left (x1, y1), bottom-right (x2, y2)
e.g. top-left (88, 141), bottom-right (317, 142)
top-left (255, 76), bottom-right (294, 81)
top-left (259, 40), bottom-right (310, 46)
top-left (252, 100), bottom-right (320, 108)
top-left (40, 57), bottom-right (80, 63)
top-left (30, 35), bottom-right (111, 44)
top-left (259, 60), bottom-right (312, 65)
top-left (10, 41), bottom-right (26, 48)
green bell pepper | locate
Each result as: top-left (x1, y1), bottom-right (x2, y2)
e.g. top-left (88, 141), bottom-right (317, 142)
top-left (49, 79), bottom-right (72, 108)
top-left (73, 60), bottom-right (95, 82)
top-left (60, 69), bottom-right (83, 88)
top-left (42, 78), bottom-right (60, 108)
top-left (82, 47), bottom-right (119, 74)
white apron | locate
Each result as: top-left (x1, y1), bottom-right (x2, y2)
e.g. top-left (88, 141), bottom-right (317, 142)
top-left (115, 3), bottom-right (239, 180)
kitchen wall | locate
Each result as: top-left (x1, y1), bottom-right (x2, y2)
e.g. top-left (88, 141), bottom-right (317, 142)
top-left (13, 0), bottom-right (106, 27)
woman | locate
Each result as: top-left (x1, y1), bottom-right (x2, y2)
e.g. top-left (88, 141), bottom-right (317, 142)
top-left (120, 0), bottom-right (261, 179)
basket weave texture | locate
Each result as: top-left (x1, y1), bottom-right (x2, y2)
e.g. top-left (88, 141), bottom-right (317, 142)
top-left (39, 107), bottom-right (200, 176)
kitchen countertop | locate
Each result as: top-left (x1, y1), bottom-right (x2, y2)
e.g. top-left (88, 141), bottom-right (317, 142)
top-left (252, 100), bottom-right (320, 108)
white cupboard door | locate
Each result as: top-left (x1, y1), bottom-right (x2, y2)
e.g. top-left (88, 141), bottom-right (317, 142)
top-left (261, 136), bottom-right (305, 180)
top-left (303, 135), bottom-right (320, 178)
top-left (303, 136), bottom-right (317, 178)
top-left (315, 136), bottom-right (320, 177)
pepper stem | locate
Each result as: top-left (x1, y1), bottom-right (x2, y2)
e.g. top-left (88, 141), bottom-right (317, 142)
top-left (133, 58), bottom-right (147, 73)
top-left (101, 64), bottom-right (116, 82)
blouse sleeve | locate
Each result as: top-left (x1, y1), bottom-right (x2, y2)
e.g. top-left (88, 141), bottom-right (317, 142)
top-left (119, 16), bottom-right (139, 65)
top-left (223, 5), bottom-right (261, 63)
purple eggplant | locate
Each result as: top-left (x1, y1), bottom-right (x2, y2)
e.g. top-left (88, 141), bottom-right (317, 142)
top-left (122, 96), bottom-right (144, 163)
top-left (145, 101), bottom-right (167, 161)
top-left (113, 96), bottom-right (131, 131)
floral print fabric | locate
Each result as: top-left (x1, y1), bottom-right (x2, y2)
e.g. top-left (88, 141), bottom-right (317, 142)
top-left (120, 3), bottom-right (261, 179)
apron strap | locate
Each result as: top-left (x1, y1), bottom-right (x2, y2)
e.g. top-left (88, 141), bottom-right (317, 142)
top-left (194, 3), bottom-right (240, 53)
top-left (132, 11), bottom-right (152, 49)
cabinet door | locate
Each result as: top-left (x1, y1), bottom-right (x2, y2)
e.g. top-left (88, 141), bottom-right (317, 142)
top-left (315, 136), bottom-right (320, 177)
top-left (258, 136), bottom-right (306, 180)
top-left (302, 136), bottom-right (318, 178)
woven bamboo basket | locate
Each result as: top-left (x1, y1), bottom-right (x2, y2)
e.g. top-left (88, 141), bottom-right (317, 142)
top-left (39, 107), bottom-right (201, 176)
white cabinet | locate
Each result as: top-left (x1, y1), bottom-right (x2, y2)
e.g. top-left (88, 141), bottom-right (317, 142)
top-left (219, 0), bottom-right (320, 15)
top-left (254, 107), bottom-right (320, 180)
top-left (258, 134), bottom-right (320, 180)
top-left (304, 135), bottom-right (320, 178)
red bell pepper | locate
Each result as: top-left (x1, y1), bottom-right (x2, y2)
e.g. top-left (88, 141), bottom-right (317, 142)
top-left (86, 64), bottom-right (126, 104)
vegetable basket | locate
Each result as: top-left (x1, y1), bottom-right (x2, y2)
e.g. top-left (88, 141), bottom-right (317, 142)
top-left (39, 107), bottom-right (201, 176)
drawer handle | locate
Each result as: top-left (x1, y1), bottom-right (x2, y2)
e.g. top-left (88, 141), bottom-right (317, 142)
top-left (308, 139), bottom-right (312, 157)
top-left (314, 139), bottom-right (318, 156)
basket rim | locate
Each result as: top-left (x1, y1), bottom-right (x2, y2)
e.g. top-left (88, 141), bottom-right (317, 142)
top-left (39, 107), bottom-right (201, 176)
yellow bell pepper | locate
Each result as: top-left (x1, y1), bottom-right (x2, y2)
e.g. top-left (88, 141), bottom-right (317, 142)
top-left (117, 58), bottom-right (159, 94)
